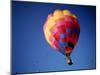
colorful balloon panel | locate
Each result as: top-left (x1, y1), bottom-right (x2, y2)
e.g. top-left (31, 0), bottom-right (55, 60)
top-left (43, 9), bottom-right (80, 55)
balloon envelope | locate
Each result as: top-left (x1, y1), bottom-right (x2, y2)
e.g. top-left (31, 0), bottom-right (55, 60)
top-left (43, 9), bottom-right (80, 55)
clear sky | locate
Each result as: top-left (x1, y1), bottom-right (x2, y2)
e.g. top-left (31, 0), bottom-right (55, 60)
top-left (12, 1), bottom-right (96, 74)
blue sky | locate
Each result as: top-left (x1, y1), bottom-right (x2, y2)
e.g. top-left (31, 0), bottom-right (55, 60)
top-left (12, 1), bottom-right (96, 74)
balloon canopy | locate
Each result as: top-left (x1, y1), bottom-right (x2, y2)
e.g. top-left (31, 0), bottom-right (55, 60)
top-left (43, 9), bottom-right (80, 55)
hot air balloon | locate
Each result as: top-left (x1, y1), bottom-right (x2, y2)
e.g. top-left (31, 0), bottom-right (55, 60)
top-left (43, 9), bottom-right (80, 65)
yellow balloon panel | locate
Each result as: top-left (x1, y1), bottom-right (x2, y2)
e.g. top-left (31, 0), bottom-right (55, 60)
top-left (63, 10), bottom-right (71, 16)
top-left (53, 10), bottom-right (64, 21)
top-left (46, 16), bottom-right (55, 30)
